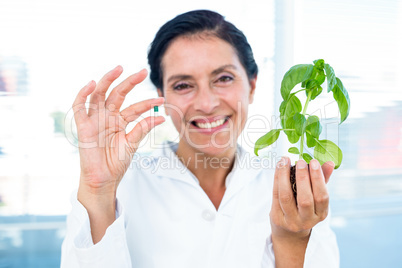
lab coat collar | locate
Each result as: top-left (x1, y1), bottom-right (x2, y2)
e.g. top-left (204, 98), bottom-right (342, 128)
top-left (146, 141), bottom-right (198, 187)
top-left (148, 141), bottom-right (263, 201)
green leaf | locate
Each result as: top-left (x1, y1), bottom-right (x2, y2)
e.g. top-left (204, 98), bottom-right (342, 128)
top-left (306, 79), bottom-right (318, 90)
top-left (313, 59), bottom-right (325, 70)
top-left (314, 139), bottom-right (343, 169)
top-left (288, 147), bottom-right (300, 154)
top-left (254, 129), bottom-right (281, 156)
top-left (306, 132), bottom-right (317, 148)
top-left (284, 95), bottom-right (302, 118)
top-left (281, 94), bottom-right (302, 129)
top-left (305, 67), bottom-right (325, 100)
top-left (304, 116), bottom-right (322, 138)
top-left (324, 63), bottom-right (336, 92)
top-left (309, 85), bottom-right (323, 100)
top-left (316, 70), bottom-right (326, 85)
top-left (279, 99), bottom-right (287, 115)
top-left (281, 64), bottom-right (314, 100)
top-left (282, 95), bottom-right (304, 144)
top-left (293, 113), bottom-right (306, 136)
top-left (302, 153), bottom-right (313, 163)
top-left (332, 78), bottom-right (351, 124)
top-left (284, 117), bottom-right (300, 144)
top-left (305, 116), bottom-right (322, 148)
top-left (279, 99), bottom-right (289, 128)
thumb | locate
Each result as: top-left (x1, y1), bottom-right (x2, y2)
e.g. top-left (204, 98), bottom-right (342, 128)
top-left (322, 161), bottom-right (335, 184)
top-left (126, 116), bottom-right (165, 150)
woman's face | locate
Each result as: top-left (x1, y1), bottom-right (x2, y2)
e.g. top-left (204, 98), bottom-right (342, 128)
top-left (159, 34), bottom-right (256, 156)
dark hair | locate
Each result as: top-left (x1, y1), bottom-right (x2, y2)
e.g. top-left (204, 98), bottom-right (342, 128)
top-left (147, 9), bottom-right (258, 90)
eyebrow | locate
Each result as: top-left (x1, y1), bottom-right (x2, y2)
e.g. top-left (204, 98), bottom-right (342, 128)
top-left (211, 64), bottom-right (238, 76)
top-left (166, 64), bottom-right (238, 84)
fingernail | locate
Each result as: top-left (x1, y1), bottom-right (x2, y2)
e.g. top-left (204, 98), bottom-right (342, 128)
top-left (327, 161), bottom-right (335, 167)
top-left (86, 80), bottom-right (92, 87)
top-left (297, 160), bottom-right (307, 169)
top-left (277, 157), bottom-right (288, 169)
top-left (137, 68), bottom-right (147, 75)
top-left (310, 160), bottom-right (319, 170)
top-left (108, 65), bottom-right (122, 75)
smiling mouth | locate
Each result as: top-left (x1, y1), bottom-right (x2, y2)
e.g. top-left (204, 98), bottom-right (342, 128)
top-left (190, 116), bottom-right (230, 129)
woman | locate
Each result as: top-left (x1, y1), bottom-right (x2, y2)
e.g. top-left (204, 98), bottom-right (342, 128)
top-left (61, 10), bottom-right (339, 268)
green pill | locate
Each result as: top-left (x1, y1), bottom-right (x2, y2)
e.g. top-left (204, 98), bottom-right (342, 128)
top-left (154, 106), bottom-right (158, 112)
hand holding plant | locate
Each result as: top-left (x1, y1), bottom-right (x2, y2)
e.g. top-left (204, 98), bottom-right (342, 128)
top-left (258, 60), bottom-right (350, 263)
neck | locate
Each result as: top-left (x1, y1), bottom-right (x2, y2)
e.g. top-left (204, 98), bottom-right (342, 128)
top-left (176, 141), bottom-right (237, 209)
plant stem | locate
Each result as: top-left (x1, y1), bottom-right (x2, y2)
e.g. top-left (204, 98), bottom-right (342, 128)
top-left (299, 90), bottom-right (313, 160)
top-left (293, 88), bottom-right (307, 95)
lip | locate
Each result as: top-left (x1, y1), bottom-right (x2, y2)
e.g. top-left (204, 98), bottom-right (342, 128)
top-left (191, 115), bottom-right (228, 124)
top-left (188, 116), bottom-right (231, 134)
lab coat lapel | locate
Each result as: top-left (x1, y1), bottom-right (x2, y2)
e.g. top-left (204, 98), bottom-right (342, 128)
top-left (148, 142), bottom-right (263, 203)
top-left (148, 142), bottom-right (201, 188)
top-left (219, 146), bottom-right (262, 210)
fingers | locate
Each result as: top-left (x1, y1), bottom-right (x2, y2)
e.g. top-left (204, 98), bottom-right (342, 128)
top-left (309, 159), bottom-right (329, 219)
top-left (271, 158), bottom-right (331, 237)
top-left (276, 157), bottom-right (297, 218)
top-left (271, 157), bottom-right (331, 237)
top-left (271, 159), bottom-right (281, 215)
top-left (121, 97), bottom-right (165, 123)
top-left (105, 69), bottom-right (148, 111)
top-left (322, 161), bottom-right (335, 183)
top-left (295, 160), bottom-right (314, 220)
top-left (88, 66), bottom-right (123, 114)
top-left (72, 81), bottom-right (96, 125)
top-left (126, 116), bottom-right (165, 149)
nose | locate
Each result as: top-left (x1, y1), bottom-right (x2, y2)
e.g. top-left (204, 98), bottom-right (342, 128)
top-left (193, 84), bottom-right (220, 114)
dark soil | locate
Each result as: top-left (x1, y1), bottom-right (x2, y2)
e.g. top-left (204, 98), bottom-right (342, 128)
top-left (290, 164), bottom-right (310, 202)
top-left (290, 165), bottom-right (297, 200)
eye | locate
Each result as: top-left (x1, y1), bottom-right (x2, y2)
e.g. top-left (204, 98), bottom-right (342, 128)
top-left (173, 83), bottom-right (191, 91)
top-left (216, 75), bottom-right (234, 83)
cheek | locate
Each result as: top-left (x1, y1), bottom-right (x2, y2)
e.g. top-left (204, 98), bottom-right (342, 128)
top-left (165, 106), bottom-right (183, 123)
top-left (164, 91), bottom-right (196, 116)
top-left (226, 89), bottom-right (250, 116)
top-left (164, 98), bottom-right (188, 127)
top-left (230, 90), bottom-right (250, 133)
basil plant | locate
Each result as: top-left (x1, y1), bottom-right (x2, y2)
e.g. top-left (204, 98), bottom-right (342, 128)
top-left (254, 59), bottom-right (351, 169)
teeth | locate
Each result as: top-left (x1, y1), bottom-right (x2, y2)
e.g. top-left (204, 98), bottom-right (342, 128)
top-left (195, 119), bottom-right (226, 129)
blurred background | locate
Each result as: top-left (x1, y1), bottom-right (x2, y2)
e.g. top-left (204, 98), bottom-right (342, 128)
top-left (0, 0), bottom-right (401, 267)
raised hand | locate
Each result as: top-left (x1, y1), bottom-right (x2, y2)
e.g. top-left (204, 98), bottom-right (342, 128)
top-left (270, 157), bottom-right (334, 267)
top-left (72, 66), bottom-right (165, 243)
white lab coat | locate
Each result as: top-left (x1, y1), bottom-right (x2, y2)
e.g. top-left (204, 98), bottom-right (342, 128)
top-left (61, 141), bottom-right (339, 268)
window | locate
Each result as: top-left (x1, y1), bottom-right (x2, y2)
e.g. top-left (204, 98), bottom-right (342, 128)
top-left (288, 0), bottom-right (402, 266)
